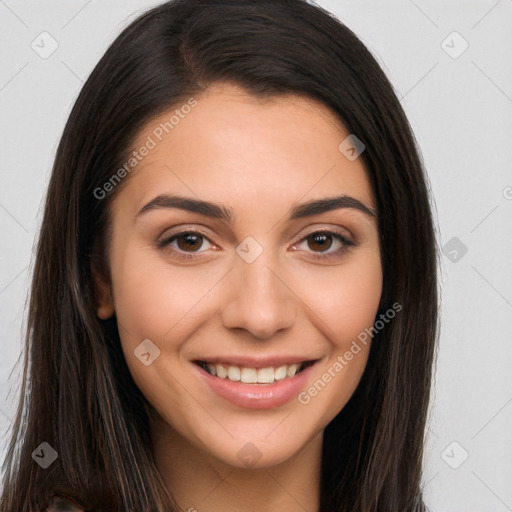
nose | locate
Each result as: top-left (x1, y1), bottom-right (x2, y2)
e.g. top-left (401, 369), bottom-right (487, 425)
top-left (221, 254), bottom-right (297, 339)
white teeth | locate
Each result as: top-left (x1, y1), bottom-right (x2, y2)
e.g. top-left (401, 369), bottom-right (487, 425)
top-left (240, 368), bottom-right (258, 383)
top-left (216, 364), bottom-right (227, 379)
top-left (274, 365), bottom-right (287, 380)
top-left (257, 367), bottom-right (274, 383)
top-left (227, 365), bottom-right (240, 381)
top-left (286, 363), bottom-right (300, 377)
top-left (203, 361), bottom-right (307, 383)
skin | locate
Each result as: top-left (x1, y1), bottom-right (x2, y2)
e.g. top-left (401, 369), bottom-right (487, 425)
top-left (94, 82), bottom-right (382, 512)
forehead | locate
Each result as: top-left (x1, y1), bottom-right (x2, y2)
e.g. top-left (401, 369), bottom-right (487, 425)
top-left (113, 83), bottom-right (375, 219)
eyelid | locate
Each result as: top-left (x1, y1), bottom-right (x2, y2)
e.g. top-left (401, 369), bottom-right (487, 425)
top-left (289, 228), bottom-right (356, 260)
top-left (290, 225), bottom-right (354, 246)
top-left (158, 225), bottom-right (353, 246)
top-left (158, 225), bottom-right (216, 243)
top-left (156, 226), bottom-right (217, 258)
top-left (157, 224), bottom-right (356, 260)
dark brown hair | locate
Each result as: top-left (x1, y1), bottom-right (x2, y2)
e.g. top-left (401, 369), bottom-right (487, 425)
top-left (0, 1), bottom-right (438, 510)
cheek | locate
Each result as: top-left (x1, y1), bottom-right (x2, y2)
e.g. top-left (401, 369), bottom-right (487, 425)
top-left (290, 251), bottom-right (382, 420)
top-left (109, 240), bottom-right (222, 342)
top-left (107, 243), bottom-right (221, 417)
top-left (293, 251), bottom-right (383, 344)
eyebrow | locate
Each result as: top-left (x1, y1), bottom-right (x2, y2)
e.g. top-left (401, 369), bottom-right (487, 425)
top-left (136, 193), bottom-right (376, 222)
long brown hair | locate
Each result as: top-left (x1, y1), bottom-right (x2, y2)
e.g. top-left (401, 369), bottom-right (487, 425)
top-left (0, 1), bottom-right (439, 510)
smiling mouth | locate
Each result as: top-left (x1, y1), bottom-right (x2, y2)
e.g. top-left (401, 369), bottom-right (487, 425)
top-left (195, 360), bottom-right (316, 384)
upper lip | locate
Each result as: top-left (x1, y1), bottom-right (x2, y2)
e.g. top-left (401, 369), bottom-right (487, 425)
top-left (193, 355), bottom-right (320, 369)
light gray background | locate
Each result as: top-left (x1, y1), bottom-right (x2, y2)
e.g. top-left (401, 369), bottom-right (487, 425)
top-left (1, 1), bottom-right (511, 510)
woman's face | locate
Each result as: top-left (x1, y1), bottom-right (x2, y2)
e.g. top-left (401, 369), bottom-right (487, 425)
top-left (96, 82), bottom-right (382, 469)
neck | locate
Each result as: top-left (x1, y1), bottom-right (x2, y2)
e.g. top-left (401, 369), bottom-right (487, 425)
top-left (150, 413), bottom-right (322, 512)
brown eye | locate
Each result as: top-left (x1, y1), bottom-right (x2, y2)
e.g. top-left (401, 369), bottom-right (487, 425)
top-left (307, 232), bottom-right (334, 252)
top-left (292, 230), bottom-right (356, 260)
top-left (158, 230), bottom-right (214, 259)
top-left (175, 232), bottom-right (204, 252)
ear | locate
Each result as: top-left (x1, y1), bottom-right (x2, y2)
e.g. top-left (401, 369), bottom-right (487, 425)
top-left (91, 257), bottom-right (115, 320)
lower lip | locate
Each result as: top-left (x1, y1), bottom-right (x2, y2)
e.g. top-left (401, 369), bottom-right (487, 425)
top-left (195, 363), bottom-right (317, 410)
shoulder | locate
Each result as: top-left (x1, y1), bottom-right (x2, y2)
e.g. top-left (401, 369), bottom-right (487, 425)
top-left (43, 494), bottom-right (85, 512)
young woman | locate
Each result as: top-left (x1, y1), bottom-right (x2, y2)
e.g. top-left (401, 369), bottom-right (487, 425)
top-left (0, 0), bottom-right (439, 511)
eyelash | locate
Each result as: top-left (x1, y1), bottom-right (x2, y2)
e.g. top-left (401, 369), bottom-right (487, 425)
top-left (157, 228), bottom-right (356, 261)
